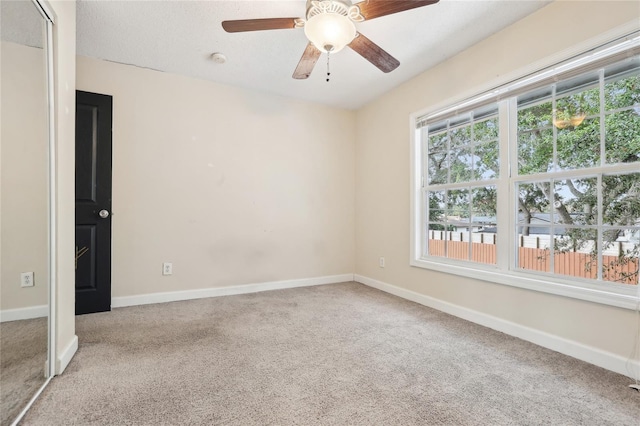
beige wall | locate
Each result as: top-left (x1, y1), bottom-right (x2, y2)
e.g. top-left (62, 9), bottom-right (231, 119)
top-left (51, 0), bottom-right (77, 373)
top-left (0, 42), bottom-right (49, 311)
top-left (39, 0), bottom-right (640, 376)
top-left (355, 1), bottom-right (640, 362)
top-left (77, 57), bottom-right (355, 298)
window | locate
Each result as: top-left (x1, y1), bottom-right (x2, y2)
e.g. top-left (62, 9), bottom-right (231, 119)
top-left (422, 104), bottom-right (499, 265)
top-left (515, 65), bottom-right (640, 285)
top-left (412, 37), bottom-right (640, 307)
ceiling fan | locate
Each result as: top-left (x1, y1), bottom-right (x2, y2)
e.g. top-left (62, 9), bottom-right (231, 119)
top-left (222, 0), bottom-right (440, 79)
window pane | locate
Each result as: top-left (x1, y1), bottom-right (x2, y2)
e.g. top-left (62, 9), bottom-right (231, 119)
top-left (449, 148), bottom-right (473, 183)
top-left (602, 228), bottom-right (639, 285)
top-left (517, 181), bottom-right (551, 221)
top-left (605, 109), bottom-right (640, 164)
top-left (474, 141), bottom-right (499, 179)
top-left (604, 73), bottom-right (640, 111)
top-left (445, 190), bottom-right (471, 260)
top-left (553, 177), bottom-right (597, 226)
top-left (427, 227), bottom-right (447, 257)
top-left (427, 191), bottom-right (446, 224)
top-left (447, 235), bottom-right (470, 261)
top-left (517, 128), bottom-right (553, 175)
top-left (428, 131), bottom-right (448, 151)
top-left (556, 86), bottom-right (600, 117)
top-left (554, 228), bottom-right (598, 280)
top-left (472, 186), bottom-right (497, 219)
top-left (556, 117), bottom-right (600, 169)
top-left (428, 152), bottom-right (448, 185)
top-left (471, 232), bottom-right (496, 264)
top-left (447, 189), bottom-right (470, 222)
top-left (450, 125), bottom-right (471, 147)
top-left (517, 181), bottom-right (554, 274)
top-left (518, 100), bottom-right (552, 131)
top-left (427, 190), bottom-right (448, 259)
top-left (602, 173), bottom-right (640, 226)
top-left (471, 186), bottom-right (497, 264)
top-left (473, 117), bottom-right (498, 143)
top-left (517, 227), bottom-right (551, 273)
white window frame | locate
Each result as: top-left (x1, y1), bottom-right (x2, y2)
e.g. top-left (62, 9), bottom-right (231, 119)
top-left (410, 28), bottom-right (640, 310)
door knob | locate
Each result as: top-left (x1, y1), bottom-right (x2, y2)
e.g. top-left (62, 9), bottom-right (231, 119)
top-left (98, 209), bottom-right (110, 219)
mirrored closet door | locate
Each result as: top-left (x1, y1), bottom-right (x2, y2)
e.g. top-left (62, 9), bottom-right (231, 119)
top-left (1, 0), bottom-right (55, 424)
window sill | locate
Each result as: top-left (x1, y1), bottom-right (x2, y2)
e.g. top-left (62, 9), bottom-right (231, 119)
top-left (410, 257), bottom-right (640, 310)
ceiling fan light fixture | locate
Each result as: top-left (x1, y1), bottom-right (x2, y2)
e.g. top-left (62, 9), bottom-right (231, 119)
top-left (553, 109), bottom-right (586, 129)
top-left (304, 11), bottom-right (356, 53)
top-left (569, 112), bottom-right (586, 127)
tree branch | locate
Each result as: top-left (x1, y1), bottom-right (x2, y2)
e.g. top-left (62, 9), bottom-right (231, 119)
top-left (565, 179), bottom-right (585, 198)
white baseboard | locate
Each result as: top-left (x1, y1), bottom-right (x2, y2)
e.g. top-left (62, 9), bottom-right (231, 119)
top-left (56, 335), bottom-right (78, 375)
top-left (354, 274), bottom-right (639, 379)
top-left (112, 274), bottom-right (355, 308)
top-left (0, 304), bottom-right (48, 323)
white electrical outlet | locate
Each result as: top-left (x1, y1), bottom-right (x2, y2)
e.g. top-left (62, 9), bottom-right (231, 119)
top-left (379, 257), bottom-right (385, 268)
top-left (162, 262), bottom-right (173, 276)
top-left (21, 272), bottom-right (35, 287)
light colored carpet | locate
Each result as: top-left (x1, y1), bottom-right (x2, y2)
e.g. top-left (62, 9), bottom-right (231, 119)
top-left (0, 317), bottom-right (47, 426)
top-left (22, 282), bottom-right (640, 425)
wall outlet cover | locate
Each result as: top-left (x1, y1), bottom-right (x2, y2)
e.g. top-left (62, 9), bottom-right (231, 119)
top-left (162, 262), bottom-right (173, 276)
top-left (21, 272), bottom-right (35, 287)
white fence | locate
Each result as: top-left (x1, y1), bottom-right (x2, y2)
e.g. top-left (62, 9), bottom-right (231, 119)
top-left (428, 230), bottom-right (636, 256)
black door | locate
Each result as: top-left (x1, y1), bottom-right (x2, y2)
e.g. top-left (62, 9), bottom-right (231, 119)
top-left (75, 91), bottom-right (113, 315)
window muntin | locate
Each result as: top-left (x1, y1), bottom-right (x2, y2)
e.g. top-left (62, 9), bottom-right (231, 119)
top-left (418, 52), bottom-right (640, 295)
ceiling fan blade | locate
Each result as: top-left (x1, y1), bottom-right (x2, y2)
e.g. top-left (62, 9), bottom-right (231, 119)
top-left (222, 18), bottom-right (300, 33)
top-left (348, 33), bottom-right (399, 73)
top-left (356, 0), bottom-right (439, 21)
top-left (293, 43), bottom-right (322, 79)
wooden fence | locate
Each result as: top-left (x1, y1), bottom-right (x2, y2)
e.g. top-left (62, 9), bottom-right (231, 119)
top-left (428, 230), bottom-right (632, 256)
top-left (428, 239), bottom-right (639, 285)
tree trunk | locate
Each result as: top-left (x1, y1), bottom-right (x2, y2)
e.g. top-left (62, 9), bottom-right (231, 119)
top-left (518, 197), bottom-right (532, 236)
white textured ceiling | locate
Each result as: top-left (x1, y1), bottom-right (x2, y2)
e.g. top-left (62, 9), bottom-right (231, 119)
top-left (77, 0), bottom-right (552, 110)
top-left (1, 0), bottom-right (44, 48)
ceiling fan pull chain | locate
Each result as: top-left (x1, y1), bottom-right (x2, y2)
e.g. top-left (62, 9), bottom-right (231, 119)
top-left (326, 51), bottom-right (331, 82)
